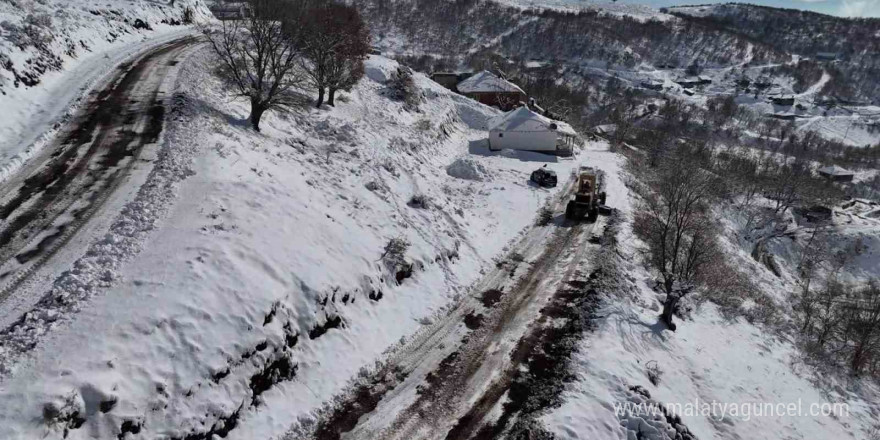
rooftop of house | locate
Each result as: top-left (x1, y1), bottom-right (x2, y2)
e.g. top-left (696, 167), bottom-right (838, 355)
top-left (457, 71), bottom-right (525, 94)
top-left (818, 165), bottom-right (854, 176)
top-left (489, 106), bottom-right (577, 136)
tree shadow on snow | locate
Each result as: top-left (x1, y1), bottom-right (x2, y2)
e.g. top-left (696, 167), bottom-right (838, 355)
top-left (608, 304), bottom-right (673, 354)
top-left (468, 139), bottom-right (559, 163)
top-left (185, 95), bottom-right (251, 130)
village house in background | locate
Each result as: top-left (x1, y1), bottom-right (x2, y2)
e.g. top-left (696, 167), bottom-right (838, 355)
top-left (771, 95), bottom-right (795, 106)
top-left (209, 0), bottom-right (248, 20)
top-left (815, 51), bottom-right (839, 62)
top-left (488, 106), bottom-right (579, 154)
top-left (456, 70), bottom-right (527, 111)
top-left (430, 72), bottom-right (469, 91)
top-left (676, 75), bottom-right (712, 88)
top-left (818, 165), bottom-right (855, 182)
top-left (641, 80), bottom-right (664, 91)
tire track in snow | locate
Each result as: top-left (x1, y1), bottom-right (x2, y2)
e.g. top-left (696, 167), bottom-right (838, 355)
top-left (302, 173), bottom-right (604, 440)
top-left (0, 37), bottom-right (200, 314)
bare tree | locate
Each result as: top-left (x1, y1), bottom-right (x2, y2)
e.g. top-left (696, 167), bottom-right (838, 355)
top-left (845, 282), bottom-right (880, 375)
top-left (325, 5), bottom-right (370, 106)
top-left (203, 0), bottom-right (307, 131)
top-left (794, 226), bottom-right (831, 335)
top-left (298, 2), bottom-right (370, 107)
top-left (634, 148), bottom-right (721, 330)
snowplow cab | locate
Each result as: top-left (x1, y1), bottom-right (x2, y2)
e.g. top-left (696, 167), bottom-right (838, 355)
top-left (565, 168), bottom-right (607, 221)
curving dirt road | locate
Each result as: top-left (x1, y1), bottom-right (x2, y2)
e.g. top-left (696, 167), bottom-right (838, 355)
top-left (306, 174), bottom-right (605, 440)
top-left (0, 36), bottom-right (201, 314)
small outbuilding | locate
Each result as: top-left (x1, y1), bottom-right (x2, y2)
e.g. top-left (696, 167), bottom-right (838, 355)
top-left (457, 71), bottom-right (526, 111)
top-left (816, 52), bottom-right (839, 62)
top-left (591, 124), bottom-right (617, 137)
top-left (818, 165), bottom-right (855, 182)
top-left (754, 77), bottom-right (774, 89)
top-left (771, 95), bottom-right (795, 106)
top-left (768, 112), bottom-right (798, 120)
top-left (676, 76), bottom-right (711, 88)
top-left (209, 2), bottom-right (248, 20)
top-left (488, 107), bottom-right (579, 154)
top-left (641, 80), bottom-right (664, 91)
top-left (430, 72), bottom-right (469, 91)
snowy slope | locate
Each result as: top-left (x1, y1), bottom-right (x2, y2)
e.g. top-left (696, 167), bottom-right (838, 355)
top-left (0, 49), bottom-right (585, 440)
top-left (0, 0), bottom-right (212, 183)
top-left (541, 156), bottom-right (880, 440)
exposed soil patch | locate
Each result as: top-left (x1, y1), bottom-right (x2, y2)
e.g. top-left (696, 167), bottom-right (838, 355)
top-left (311, 366), bottom-right (408, 440)
top-left (463, 312), bottom-right (484, 330)
top-left (448, 217), bottom-right (625, 439)
top-left (309, 315), bottom-right (344, 340)
top-left (395, 263), bottom-right (414, 284)
top-left (116, 420), bottom-right (142, 440)
top-left (479, 288), bottom-right (504, 308)
top-left (169, 351), bottom-right (297, 440)
top-left (421, 350), bottom-right (461, 394)
top-left (248, 353), bottom-right (297, 406)
top-left (447, 278), bottom-right (602, 440)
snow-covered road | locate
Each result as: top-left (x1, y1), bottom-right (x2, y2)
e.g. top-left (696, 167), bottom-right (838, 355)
top-left (298, 146), bottom-right (623, 440)
top-left (0, 36), bottom-right (202, 325)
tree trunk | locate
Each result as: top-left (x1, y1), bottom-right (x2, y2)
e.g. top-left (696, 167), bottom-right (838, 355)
top-left (249, 101), bottom-right (266, 132)
top-left (660, 296), bottom-right (678, 331)
top-left (660, 277), bottom-right (678, 330)
top-left (328, 88), bottom-right (337, 106)
top-left (316, 88), bottom-right (325, 108)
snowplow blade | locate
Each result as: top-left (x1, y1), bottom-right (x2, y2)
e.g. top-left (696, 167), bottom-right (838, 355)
top-left (565, 201), bottom-right (598, 221)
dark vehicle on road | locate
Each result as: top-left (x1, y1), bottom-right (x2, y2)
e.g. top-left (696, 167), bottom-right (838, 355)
top-left (530, 167), bottom-right (557, 188)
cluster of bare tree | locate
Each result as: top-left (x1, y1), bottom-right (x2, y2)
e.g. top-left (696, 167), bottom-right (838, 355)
top-left (632, 145), bottom-right (723, 330)
top-left (800, 280), bottom-right (880, 377)
top-left (668, 4), bottom-right (880, 103)
top-left (606, 91), bottom-right (880, 174)
top-left (204, 0), bottom-right (370, 130)
top-left (295, 2), bottom-right (370, 107)
top-left (793, 232), bottom-right (880, 377)
top-left (629, 127), bottom-right (848, 331)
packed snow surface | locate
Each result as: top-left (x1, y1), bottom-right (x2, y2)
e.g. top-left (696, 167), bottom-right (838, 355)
top-left (0, 0), bottom-right (210, 184)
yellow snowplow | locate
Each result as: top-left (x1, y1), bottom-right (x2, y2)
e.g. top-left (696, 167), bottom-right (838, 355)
top-left (565, 167), bottom-right (608, 221)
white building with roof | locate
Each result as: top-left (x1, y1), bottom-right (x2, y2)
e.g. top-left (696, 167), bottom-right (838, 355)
top-left (488, 107), bottom-right (579, 154)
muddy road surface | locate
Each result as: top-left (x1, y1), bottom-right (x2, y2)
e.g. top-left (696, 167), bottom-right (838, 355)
top-left (0, 36), bottom-right (200, 312)
top-left (307, 176), bottom-right (606, 440)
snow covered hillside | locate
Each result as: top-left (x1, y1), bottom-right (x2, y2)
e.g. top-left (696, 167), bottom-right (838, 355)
top-left (489, 0), bottom-right (672, 21)
top-left (0, 48), bottom-right (585, 440)
top-left (0, 0), bottom-right (211, 183)
top-left (539, 154), bottom-right (880, 440)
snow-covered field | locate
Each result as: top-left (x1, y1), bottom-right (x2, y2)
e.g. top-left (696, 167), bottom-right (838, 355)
top-left (0, 0), bottom-right (211, 183)
top-left (542, 157), bottom-right (880, 440)
top-left (0, 49), bottom-right (585, 439)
